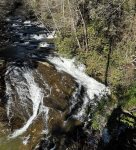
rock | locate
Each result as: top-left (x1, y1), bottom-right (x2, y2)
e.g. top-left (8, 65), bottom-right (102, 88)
top-left (10, 116), bottom-right (26, 131)
top-left (0, 106), bottom-right (8, 124)
top-left (48, 109), bottom-right (64, 135)
top-left (20, 115), bottom-right (45, 150)
top-left (37, 61), bottom-right (76, 112)
top-left (0, 115), bottom-right (45, 150)
top-left (0, 60), bottom-right (8, 137)
top-left (64, 118), bottom-right (82, 133)
top-left (0, 60), bottom-right (79, 149)
top-left (0, 106), bottom-right (9, 136)
top-left (0, 60), bottom-right (5, 67)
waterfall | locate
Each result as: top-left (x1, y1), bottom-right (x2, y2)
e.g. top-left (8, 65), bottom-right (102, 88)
top-left (5, 62), bottom-right (49, 138)
top-left (47, 56), bottom-right (110, 121)
top-left (1, 14), bottom-right (111, 149)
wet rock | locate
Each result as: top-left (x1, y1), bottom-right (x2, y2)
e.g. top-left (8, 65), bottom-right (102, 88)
top-left (0, 60), bottom-right (9, 137)
top-left (0, 108), bottom-right (11, 150)
top-left (0, 106), bottom-right (9, 135)
top-left (0, 107), bottom-right (8, 122)
top-left (0, 115), bottom-right (45, 150)
top-left (37, 61), bottom-right (76, 112)
top-left (20, 115), bottom-right (45, 150)
top-left (10, 116), bottom-right (26, 131)
top-left (64, 118), bottom-right (82, 133)
top-left (48, 109), bottom-right (64, 135)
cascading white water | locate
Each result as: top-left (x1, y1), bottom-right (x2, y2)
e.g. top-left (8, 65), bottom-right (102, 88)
top-left (3, 15), bottom-right (111, 148)
top-left (3, 17), bottom-right (58, 141)
top-left (11, 70), bottom-right (44, 138)
top-left (69, 84), bottom-right (82, 112)
top-left (5, 63), bottom-right (49, 138)
top-left (47, 56), bottom-right (110, 121)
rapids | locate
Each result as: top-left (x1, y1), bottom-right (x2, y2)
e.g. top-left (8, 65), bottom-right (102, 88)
top-left (0, 14), bottom-right (109, 149)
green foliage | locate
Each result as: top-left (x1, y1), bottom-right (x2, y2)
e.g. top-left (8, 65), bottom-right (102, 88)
top-left (77, 50), bottom-right (106, 80)
top-left (55, 36), bottom-right (76, 58)
top-left (91, 96), bottom-right (116, 131)
top-left (91, 113), bottom-right (100, 130)
top-left (120, 115), bottom-right (135, 127)
top-left (122, 84), bottom-right (136, 110)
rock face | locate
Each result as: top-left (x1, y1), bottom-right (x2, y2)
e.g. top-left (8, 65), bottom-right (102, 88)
top-left (37, 61), bottom-right (76, 112)
top-left (0, 60), bottom-right (79, 149)
top-left (37, 61), bottom-right (77, 134)
top-left (0, 5), bottom-right (83, 147)
top-left (0, 107), bottom-right (9, 135)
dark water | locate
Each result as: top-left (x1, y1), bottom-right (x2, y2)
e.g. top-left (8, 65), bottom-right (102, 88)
top-left (0, 16), bottom-right (54, 62)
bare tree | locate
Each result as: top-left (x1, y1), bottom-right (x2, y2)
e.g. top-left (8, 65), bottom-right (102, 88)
top-left (67, 0), bottom-right (81, 49)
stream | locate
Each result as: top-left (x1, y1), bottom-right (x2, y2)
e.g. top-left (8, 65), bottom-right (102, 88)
top-left (0, 14), bottom-right (109, 150)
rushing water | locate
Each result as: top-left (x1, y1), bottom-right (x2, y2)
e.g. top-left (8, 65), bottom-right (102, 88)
top-left (47, 57), bottom-right (110, 121)
top-left (0, 15), bottom-right (109, 149)
top-left (5, 62), bottom-right (50, 138)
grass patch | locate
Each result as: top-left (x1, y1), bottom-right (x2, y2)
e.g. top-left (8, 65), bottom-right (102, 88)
top-left (122, 84), bottom-right (136, 110)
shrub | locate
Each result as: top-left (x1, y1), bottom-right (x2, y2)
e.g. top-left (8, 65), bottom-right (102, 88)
top-left (55, 36), bottom-right (76, 58)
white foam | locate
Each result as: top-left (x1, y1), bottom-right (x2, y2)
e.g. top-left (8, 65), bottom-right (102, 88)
top-left (25, 24), bottom-right (32, 27)
top-left (24, 21), bottom-right (31, 24)
top-left (47, 31), bottom-right (56, 39)
top-left (10, 70), bottom-right (44, 138)
top-left (38, 24), bottom-right (45, 28)
top-left (23, 135), bottom-right (30, 145)
top-left (22, 42), bottom-right (30, 45)
top-left (12, 23), bottom-right (19, 27)
top-left (48, 57), bottom-right (109, 98)
top-left (5, 80), bottom-right (13, 123)
top-left (39, 42), bottom-right (50, 48)
top-left (47, 56), bottom-right (110, 120)
top-left (41, 106), bottom-right (49, 135)
top-left (6, 18), bottom-right (10, 22)
top-left (31, 34), bottom-right (46, 40)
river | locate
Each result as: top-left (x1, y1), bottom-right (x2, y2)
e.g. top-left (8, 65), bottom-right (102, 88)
top-left (0, 14), bottom-right (109, 150)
